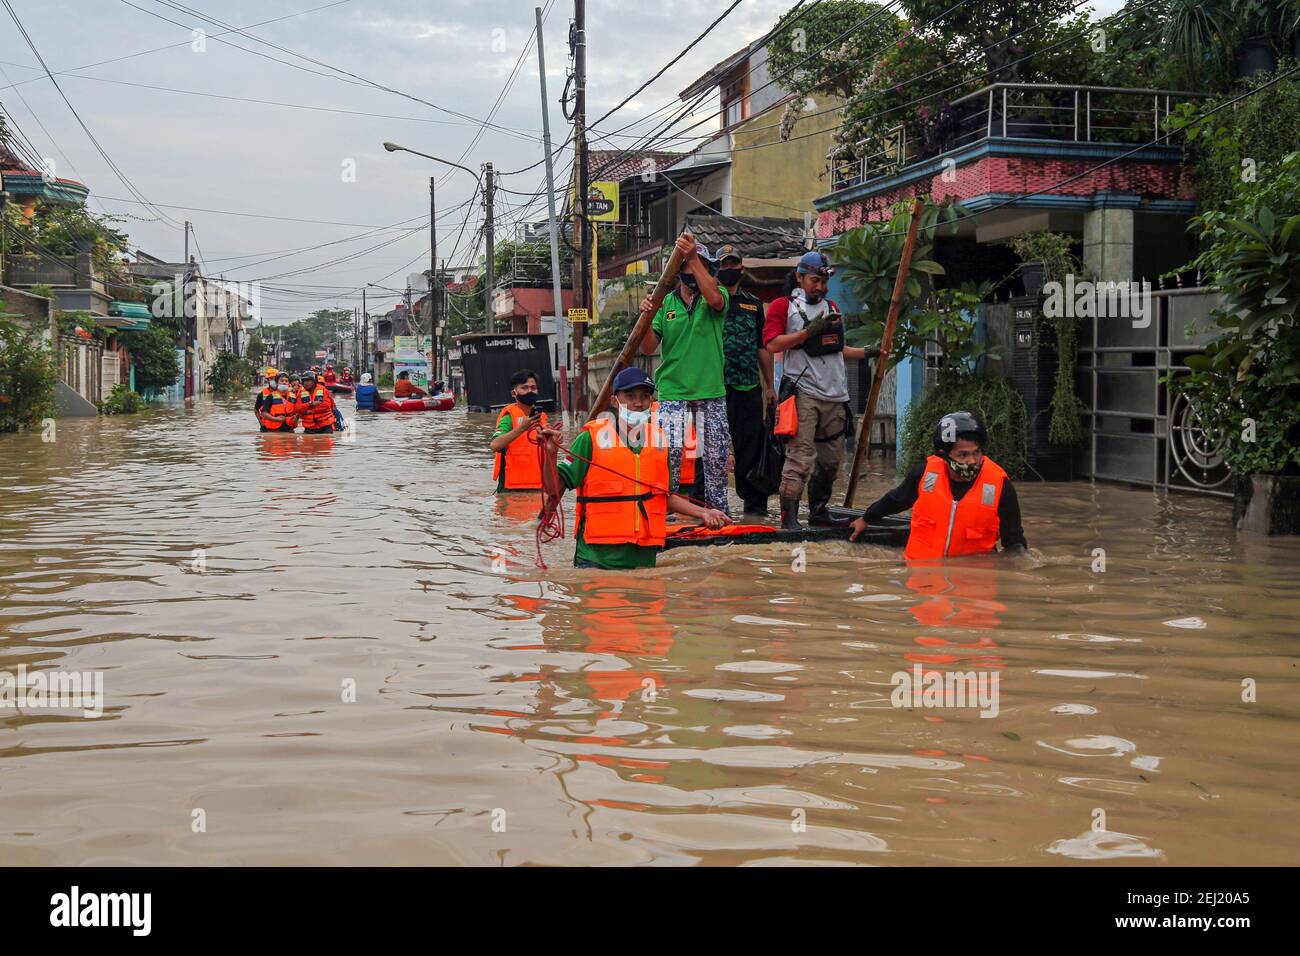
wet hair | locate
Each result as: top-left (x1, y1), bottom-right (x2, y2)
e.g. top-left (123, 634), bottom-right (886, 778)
top-left (509, 369), bottom-right (538, 388)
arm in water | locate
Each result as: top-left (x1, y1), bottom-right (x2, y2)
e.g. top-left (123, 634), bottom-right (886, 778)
top-left (849, 464), bottom-right (925, 541)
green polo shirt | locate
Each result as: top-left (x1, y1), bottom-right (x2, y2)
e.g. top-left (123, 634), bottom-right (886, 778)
top-left (556, 430), bottom-right (672, 570)
top-left (651, 286), bottom-right (729, 401)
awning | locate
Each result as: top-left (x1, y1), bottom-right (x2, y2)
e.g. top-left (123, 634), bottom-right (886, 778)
top-left (105, 301), bottom-right (152, 331)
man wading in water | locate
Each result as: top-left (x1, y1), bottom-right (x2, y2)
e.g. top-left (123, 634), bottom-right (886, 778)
top-left (851, 411), bottom-right (1027, 557)
top-left (763, 251), bottom-right (877, 529)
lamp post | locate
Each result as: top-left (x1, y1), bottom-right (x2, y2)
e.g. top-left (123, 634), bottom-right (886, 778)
top-left (383, 142), bottom-right (490, 355)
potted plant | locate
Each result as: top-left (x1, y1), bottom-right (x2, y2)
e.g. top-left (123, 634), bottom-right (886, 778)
top-left (1169, 151), bottom-right (1300, 534)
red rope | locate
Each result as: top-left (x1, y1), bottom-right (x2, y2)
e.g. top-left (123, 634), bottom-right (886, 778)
top-left (528, 420), bottom-right (716, 570)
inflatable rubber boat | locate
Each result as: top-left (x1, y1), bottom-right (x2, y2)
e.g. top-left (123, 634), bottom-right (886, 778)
top-left (324, 382), bottom-right (354, 395)
top-left (661, 511), bottom-right (910, 550)
top-left (375, 394), bottom-right (455, 412)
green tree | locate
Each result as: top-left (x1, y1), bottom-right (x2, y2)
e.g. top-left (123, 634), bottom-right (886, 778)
top-left (121, 325), bottom-right (181, 393)
top-left (0, 316), bottom-right (58, 432)
top-left (1170, 150), bottom-right (1300, 477)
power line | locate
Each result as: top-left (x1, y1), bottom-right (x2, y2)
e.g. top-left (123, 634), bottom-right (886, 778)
top-left (0, 0), bottom-right (355, 93)
top-left (2, 0), bottom-right (186, 231)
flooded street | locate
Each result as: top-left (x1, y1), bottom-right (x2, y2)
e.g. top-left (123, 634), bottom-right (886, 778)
top-left (2, 397), bottom-right (1298, 866)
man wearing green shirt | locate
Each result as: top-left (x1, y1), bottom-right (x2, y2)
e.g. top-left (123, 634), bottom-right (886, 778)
top-left (539, 367), bottom-right (728, 569)
top-left (638, 232), bottom-right (731, 515)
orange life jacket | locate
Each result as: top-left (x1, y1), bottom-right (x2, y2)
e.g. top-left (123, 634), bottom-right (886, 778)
top-left (576, 413), bottom-right (670, 548)
top-left (258, 391), bottom-right (298, 431)
top-left (905, 455), bottom-right (1006, 561)
top-left (492, 402), bottom-right (548, 490)
top-left (298, 383), bottom-right (335, 430)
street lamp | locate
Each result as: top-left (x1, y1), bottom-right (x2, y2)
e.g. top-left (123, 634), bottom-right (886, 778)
top-left (383, 141), bottom-right (493, 348)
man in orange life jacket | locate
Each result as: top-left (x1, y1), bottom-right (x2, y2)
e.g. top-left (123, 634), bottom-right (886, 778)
top-left (258, 374), bottom-right (299, 432)
top-left (297, 369), bottom-right (338, 434)
top-left (490, 369), bottom-right (548, 492)
top-left (538, 367), bottom-right (729, 570)
top-left (850, 412), bottom-right (1027, 559)
top-left (253, 366), bottom-right (279, 425)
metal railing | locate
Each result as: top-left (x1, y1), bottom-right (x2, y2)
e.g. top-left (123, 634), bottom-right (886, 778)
top-left (830, 82), bottom-right (1207, 192)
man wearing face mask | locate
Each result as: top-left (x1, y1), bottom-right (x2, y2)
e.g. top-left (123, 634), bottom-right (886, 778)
top-left (638, 232), bottom-right (731, 516)
top-left (258, 374), bottom-right (299, 432)
top-left (714, 245), bottom-right (777, 516)
top-left (763, 251), bottom-right (878, 530)
top-left (490, 369), bottom-right (549, 492)
top-left (537, 367), bottom-right (729, 570)
top-left (849, 412), bottom-right (1027, 557)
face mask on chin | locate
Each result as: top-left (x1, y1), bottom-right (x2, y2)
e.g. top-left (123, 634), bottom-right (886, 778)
top-left (679, 272), bottom-right (699, 292)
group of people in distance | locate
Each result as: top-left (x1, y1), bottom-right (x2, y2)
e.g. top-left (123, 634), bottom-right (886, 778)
top-left (488, 232), bottom-right (1027, 571)
top-left (254, 366), bottom-right (347, 434)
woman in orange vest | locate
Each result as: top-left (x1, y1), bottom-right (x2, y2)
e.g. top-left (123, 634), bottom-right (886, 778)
top-left (297, 370), bottom-right (337, 434)
top-left (490, 369), bottom-right (548, 492)
top-left (849, 411), bottom-right (1027, 559)
top-left (538, 367), bottom-right (729, 570)
top-left (394, 370), bottom-right (426, 399)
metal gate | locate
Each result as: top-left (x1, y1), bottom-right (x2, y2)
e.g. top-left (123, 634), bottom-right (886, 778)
top-left (1076, 287), bottom-right (1231, 496)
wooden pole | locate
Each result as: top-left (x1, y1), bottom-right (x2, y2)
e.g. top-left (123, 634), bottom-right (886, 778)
top-left (586, 242), bottom-right (687, 421)
top-left (843, 196), bottom-right (925, 508)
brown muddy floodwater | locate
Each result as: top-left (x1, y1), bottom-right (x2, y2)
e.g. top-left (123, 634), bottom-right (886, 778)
top-left (1, 396), bottom-right (1298, 866)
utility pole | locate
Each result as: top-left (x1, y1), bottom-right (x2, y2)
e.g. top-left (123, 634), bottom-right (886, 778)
top-left (429, 175), bottom-right (439, 385)
top-left (536, 5), bottom-right (569, 417)
top-left (440, 257), bottom-right (448, 385)
top-left (572, 0), bottom-right (589, 412)
top-left (183, 220), bottom-right (194, 399)
top-left (483, 161), bottom-right (495, 334)
top-left (361, 286), bottom-right (368, 377)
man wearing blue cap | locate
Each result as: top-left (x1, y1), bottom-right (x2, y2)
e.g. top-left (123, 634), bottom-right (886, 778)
top-left (763, 250), bottom-right (879, 529)
top-left (538, 366), bottom-right (729, 570)
top-left (639, 232), bottom-right (731, 516)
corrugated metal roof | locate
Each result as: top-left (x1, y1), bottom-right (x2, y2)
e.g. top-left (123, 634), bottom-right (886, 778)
top-left (683, 213), bottom-right (807, 260)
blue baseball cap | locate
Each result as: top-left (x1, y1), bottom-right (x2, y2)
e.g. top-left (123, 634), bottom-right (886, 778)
top-left (612, 366), bottom-right (655, 393)
top-left (797, 250), bottom-right (834, 277)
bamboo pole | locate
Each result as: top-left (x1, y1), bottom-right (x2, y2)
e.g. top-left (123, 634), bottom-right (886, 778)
top-left (586, 240), bottom-right (688, 421)
top-left (843, 196), bottom-right (925, 508)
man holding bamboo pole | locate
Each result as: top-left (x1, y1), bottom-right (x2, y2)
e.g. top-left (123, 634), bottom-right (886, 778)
top-left (637, 232), bottom-right (732, 516)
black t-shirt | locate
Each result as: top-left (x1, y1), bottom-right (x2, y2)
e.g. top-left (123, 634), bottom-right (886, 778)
top-left (863, 461), bottom-right (1027, 550)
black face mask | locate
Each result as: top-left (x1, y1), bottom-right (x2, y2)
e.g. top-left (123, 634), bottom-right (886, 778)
top-left (717, 267), bottom-right (742, 286)
top-left (516, 391), bottom-right (539, 407)
top-left (679, 272), bottom-right (699, 291)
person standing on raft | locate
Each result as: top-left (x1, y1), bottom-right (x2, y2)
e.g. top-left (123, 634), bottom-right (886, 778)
top-left (850, 411), bottom-right (1027, 557)
top-left (490, 369), bottom-right (549, 492)
top-left (763, 251), bottom-right (878, 530)
top-left (538, 368), bottom-right (729, 570)
top-left (637, 233), bottom-right (731, 516)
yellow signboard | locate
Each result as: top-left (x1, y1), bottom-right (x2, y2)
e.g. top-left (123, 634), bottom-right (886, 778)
top-left (571, 181), bottom-right (619, 222)
top-left (567, 308), bottom-right (589, 323)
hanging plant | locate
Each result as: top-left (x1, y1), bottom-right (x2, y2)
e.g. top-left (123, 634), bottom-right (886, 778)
top-left (1007, 232), bottom-right (1085, 446)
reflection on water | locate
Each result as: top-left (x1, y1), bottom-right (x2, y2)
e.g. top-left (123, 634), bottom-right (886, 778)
top-left (1, 397), bottom-right (1298, 865)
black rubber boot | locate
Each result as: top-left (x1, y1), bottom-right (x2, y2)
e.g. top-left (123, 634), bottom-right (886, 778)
top-left (807, 465), bottom-right (838, 526)
top-left (779, 496), bottom-right (803, 531)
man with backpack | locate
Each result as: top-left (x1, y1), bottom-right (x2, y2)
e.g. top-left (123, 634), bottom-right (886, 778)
top-left (762, 251), bottom-right (878, 530)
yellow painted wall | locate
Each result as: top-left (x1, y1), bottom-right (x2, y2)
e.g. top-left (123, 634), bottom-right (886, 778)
top-left (730, 95), bottom-right (843, 218)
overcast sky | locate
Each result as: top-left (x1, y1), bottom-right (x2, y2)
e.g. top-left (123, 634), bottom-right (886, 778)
top-left (0, 0), bottom-right (1123, 323)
